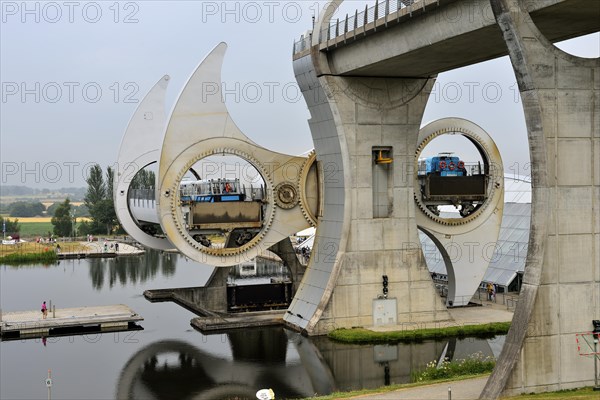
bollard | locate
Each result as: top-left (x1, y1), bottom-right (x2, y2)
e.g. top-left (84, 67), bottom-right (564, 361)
top-left (448, 386), bottom-right (452, 400)
top-left (52, 305), bottom-right (56, 319)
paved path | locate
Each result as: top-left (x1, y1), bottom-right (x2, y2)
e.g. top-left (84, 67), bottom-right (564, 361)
top-left (82, 241), bottom-right (144, 256)
top-left (357, 376), bottom-right (488, 400)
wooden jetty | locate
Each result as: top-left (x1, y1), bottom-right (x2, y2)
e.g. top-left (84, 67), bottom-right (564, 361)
top-left (58, 252), bottom-right (118, 260)
top-left (0, 304), bottom-right (143, 339)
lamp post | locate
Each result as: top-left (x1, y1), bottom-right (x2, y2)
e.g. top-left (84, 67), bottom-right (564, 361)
top-left (71, 209), bottom-right (76, 241)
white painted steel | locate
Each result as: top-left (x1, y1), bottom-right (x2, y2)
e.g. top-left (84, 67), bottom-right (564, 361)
top-left (157, 43), bottom-right (311, 267)
top-left (114, 75), bottom-right (173, 251)
top-left (415, 118), bottom-right (504, 306)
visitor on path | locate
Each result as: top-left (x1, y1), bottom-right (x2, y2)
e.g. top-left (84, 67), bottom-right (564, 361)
top-left (41, 301), bottom-right (47, 319)
top-left (55, 244), bottom-right (61, 254)
top-left (115, 242), bottom-right (119, 253)
top-left (486, 283), bottom-right (493, 301)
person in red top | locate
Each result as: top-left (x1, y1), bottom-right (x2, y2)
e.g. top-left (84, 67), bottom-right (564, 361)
top-left (41, 301), bottom-right (48, 319)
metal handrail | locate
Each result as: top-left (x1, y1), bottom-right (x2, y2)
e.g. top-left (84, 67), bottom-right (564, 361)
top-left (294, 0), bottom-right (420, 54)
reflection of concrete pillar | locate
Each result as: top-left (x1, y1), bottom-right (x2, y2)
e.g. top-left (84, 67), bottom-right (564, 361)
top-left (482, 1), bottom-right (600, 398)
top-left (285, 30), bottom-right (450, 334)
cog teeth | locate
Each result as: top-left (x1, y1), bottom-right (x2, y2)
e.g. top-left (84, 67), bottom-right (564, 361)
top-left (166, 147), bottom-right (276, 258)
top-left (297, 151), bottom-right (318, 227)
top-left (414, 128), bottom-right (499, 226)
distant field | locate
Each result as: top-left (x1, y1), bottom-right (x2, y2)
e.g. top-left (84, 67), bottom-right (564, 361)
top-left (10, 217), bottom-right (91, 238)
top-left (18, 222), bottom-right (53, 237)
top-left (14, 217), bottom-right (91, 223)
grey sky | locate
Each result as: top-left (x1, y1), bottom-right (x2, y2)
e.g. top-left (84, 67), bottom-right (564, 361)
top-left (1, 1), bottom-right (598, 188)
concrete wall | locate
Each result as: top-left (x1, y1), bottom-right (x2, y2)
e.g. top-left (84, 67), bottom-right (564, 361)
top-left (481, 0), bottom-right (600, 397)
top-left (284, 47), bottom-right (451, 334)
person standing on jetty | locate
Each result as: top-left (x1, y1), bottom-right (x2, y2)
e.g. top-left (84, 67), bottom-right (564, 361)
top-left (41, 301), bottom-right (48, 319)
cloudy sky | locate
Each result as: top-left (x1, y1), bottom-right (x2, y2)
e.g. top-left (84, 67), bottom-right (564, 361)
top-left (1, 1), bottom-right (598, 188)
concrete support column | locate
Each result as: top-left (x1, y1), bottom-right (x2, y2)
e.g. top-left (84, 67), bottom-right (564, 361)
top-left (269, 239), bottom-right (305, 294)
top-left (482, 0), bottom-right (599, 397)
top-left (285, 50), bottom-right (451, 334)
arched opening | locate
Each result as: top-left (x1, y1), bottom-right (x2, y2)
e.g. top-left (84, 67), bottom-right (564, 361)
top-left (175, 153), bottom-right (268, 251)
top-left (416, 132), bottom-right (492, 219)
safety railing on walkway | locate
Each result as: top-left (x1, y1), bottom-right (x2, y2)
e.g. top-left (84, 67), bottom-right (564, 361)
top-left (293, 0), bottom-right (424, 54)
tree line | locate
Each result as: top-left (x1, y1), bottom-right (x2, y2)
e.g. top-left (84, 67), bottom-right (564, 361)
top-left (50, 164), bottom-right (120, 237)
top-left (1, 201), bottom-right (89, 218)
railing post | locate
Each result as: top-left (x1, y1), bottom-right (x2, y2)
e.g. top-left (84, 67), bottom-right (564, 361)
top-left (363, 4), bottom-right (368, 36)
top-left (335, 18), bottom-right (339, 38)
top-left (344, 13), bottom-right (348, 43)
top-left (375, 0), bottom-right (379, 20)
top-left (354, 9), bottom-right (358, 39)
top-left (385, 0), bottom-right (389, 27)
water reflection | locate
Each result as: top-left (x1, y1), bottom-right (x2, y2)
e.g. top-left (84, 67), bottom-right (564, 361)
top-left (312, 335), bottom-right (502, 391)
top-left (117, 327), bottom-right (332, 400)
top-left (117, 326), bottom-right (503, 399)
top-left (88, 251), bottom-right (177, 290)
top-left (227, 257), bottom-right (289, 286)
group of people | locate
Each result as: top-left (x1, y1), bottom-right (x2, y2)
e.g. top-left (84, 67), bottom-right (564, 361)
top-left (102, 241), bottom-right (119, 253)
top-left (296, 246), bottom-right (311, 264)
top-left (36, 236), bottom-right (55, 244)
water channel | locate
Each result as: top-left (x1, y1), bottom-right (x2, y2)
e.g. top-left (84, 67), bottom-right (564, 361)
top-left (0, 251), bottom-right (504, 399)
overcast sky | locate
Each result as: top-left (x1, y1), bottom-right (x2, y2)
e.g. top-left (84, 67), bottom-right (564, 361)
top-left (1, 1), bottom-right (598, 188)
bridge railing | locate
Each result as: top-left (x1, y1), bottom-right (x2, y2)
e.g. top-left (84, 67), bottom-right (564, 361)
top-left (293, 0), bottom-right (420, 54)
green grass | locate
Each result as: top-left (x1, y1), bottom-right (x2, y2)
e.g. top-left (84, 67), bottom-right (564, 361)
top-left (302, 373), bottom-right (491, 400)
top-left (0, 250), bottom-right (57, 264)
top-left (304, 379), bottom-right (599, 400)
top-left (328, 322), bottom-right (511, 344)
top-left (503, 387), bottom-right (600, 399)
top-left (411, 352), bottom-right (496, 382)
top-left (17, 221), bottom-right (53, 237)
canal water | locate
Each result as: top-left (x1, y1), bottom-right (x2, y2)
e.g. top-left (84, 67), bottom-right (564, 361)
top-left (0, 251), bottom-right (504, 399)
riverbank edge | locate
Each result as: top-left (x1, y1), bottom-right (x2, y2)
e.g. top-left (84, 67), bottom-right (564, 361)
top-left (302, 373), bottom-right (492, 400)
top-left (328, 321), bottom-right (511, 344)
top-left (0, 250), bottom-right (57, 264)
top-left (301, 375), bottom-right (598, 400)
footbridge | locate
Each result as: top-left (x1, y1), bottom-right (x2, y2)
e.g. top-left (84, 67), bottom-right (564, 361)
top-left (293, 0), bottom-right (598, 76)
top-left (115, 0), bottom-right (599, 398)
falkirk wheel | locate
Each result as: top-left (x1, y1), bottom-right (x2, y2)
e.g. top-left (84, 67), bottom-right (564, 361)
top-left (115, 43), bottom-right (504, 332)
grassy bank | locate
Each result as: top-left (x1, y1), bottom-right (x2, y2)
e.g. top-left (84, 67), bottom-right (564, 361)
top-left (412, 353), bottom-right (495, 382)
top-left (304, 379), bottom-right (599, 400)
top-left (0, 241), bottom-right (88, 263)
top-left (303, 373), bottom-right (491, 400)
top-left (0, 250), bottom-right (58, 264)
top-left (328, 322), bottom-right (511, 344)
top-left (503, 387), bottom-right (600, 399)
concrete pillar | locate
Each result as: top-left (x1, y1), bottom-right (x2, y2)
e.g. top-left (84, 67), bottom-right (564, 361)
top-left (285, 45), bottom-right (451, 334)
top-left (269, 238), bottom-right (305, 293)
top-left (482, 0), bottom-right (600, 397)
